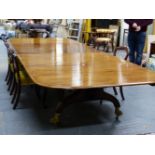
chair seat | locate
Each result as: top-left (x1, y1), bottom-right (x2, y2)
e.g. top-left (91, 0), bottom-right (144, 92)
top-left (9, 62), bottom-right (23, 72)
top-left (10, 63), bottom-right (14, 72)
top-left (96, 37), bottom-right (111, 43)
top-left (96, 29), bottom-right (115, 33)
top-left (15, 71), bottom-right (34, 85)
top-left (8, 53), bottom-right (23, 72)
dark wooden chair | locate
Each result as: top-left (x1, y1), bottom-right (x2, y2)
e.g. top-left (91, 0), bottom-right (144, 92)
top-left (11, 53), bottom-right (34, 109)
top-left (2, 38), bottom-right (47, 109)
top-left (113, 46), bottom-right (129, 100)
top-left (6, 48), bottom-right (16, 94)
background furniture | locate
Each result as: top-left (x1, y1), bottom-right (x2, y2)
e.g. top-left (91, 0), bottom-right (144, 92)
top-left (67, 19), bottom-right (83, 41)
top-left (91, 19), bottom-right (119, 28)
top-left (142, 35), bottom-right (155, 66)
top-left (122, 29), bottom-right (129, 46)
top-left (95, 28), bottom-right (116, 51)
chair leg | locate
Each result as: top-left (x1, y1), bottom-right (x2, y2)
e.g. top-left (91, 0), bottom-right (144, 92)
top-left (111, 42), bottom-right (114, 52)
top-left (107, 45), bottom-right (109, 52)
top-left (7, 73), bottom-right (13, 91)
top-left (113, 87), bottom-right (118, 95)
top-left (6, 72), bottom-right (10, 84)
top-left (10, 77), bottom-right (16, 95)
top-left (105, 43), bottom-right (109, 52)
top-left (5, 67), bottom-right (10, 82)
top-left (13, 85), bottom-right (21, 109)
top-left (119, 86), bottom-right (125, 100)
top-left (7, 72), bottom-right (12, 86)
top-left (11, 84), bottom-right (17, 104)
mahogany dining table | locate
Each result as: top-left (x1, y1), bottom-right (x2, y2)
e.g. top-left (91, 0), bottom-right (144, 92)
top-left (9, 38), bottom-right (155, 124)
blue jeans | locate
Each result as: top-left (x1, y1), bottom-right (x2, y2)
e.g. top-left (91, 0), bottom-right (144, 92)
top-left (128, 31), bottom-right (146, 65)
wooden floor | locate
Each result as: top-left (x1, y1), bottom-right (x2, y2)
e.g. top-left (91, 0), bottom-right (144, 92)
top-left (1, 39), bottom-right (155, 135)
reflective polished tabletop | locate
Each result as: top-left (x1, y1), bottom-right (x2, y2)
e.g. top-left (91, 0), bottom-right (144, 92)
top-left (9, 38), bottom-right (155, 89)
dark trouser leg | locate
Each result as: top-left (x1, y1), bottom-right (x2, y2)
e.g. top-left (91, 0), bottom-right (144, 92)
top-left (135, 32), bottom-right (146, 65)
top-left (128, 32), bottom-right (136, 63)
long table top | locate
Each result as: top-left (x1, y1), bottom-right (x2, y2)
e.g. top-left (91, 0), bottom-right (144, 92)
top-left (9, 38), bottom-right (155, 89)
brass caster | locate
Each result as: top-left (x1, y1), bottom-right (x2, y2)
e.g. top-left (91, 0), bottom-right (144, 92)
top-left (115, 107), bottom-right (123, 120)
top-left (50, 113), bottom-right (61, 125)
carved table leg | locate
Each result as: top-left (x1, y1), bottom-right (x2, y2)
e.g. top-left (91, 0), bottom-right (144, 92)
top-left (50, 88), bottom-right (122, 124)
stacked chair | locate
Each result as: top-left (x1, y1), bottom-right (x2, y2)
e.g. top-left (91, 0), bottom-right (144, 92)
top-left (2, 36), bottom-right (34, 109)
top-left (11, 52), bottom-right (34, 109)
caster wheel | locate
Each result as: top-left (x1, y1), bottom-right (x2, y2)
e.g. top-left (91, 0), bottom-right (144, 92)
top-left (50, 113), bottom-right (61, 125)
top-left (115, 107), bottom-right (123, 119)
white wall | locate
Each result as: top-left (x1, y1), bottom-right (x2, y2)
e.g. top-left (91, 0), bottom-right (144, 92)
top-left (119, 19), bottom-right (129, 46)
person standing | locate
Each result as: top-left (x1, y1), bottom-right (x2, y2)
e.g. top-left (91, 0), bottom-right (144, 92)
top-left (124, 19), bottom-right (153, 65)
